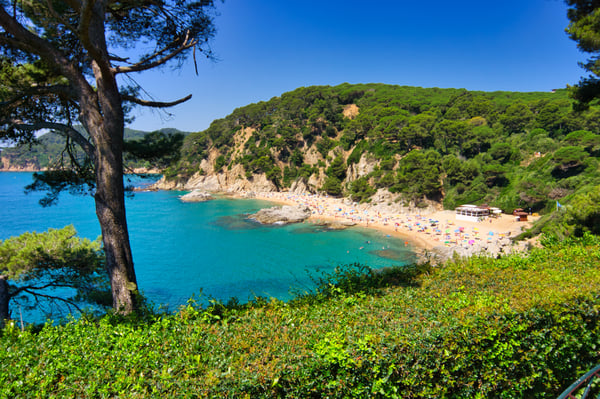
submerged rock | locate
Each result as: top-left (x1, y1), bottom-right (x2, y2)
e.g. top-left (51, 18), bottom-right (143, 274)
top-left (311, 219), bottom-right (356, 230)
top-left (249, 205), bottom-right (312, 225)
top-left (180, 189), bottom-right (213, 202)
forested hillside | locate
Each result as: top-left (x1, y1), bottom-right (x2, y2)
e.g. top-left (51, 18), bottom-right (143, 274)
top-left (165, 83), bottom-right (600, 234)
top-left (5, 84), bottom-right (599, 237)
top-left (0, 128), bottom-right (187, 171)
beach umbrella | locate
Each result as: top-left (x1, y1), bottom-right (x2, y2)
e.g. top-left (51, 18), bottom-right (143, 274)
top-left (488, 231), bottom-right (494, 236)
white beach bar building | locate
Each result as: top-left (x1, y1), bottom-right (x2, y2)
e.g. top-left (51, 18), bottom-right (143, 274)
top-left (455, 204), bottom-right (490, 222)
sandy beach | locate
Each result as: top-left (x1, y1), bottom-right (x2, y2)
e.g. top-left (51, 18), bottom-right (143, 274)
top-left (241, 191), bottom-right (536, 260)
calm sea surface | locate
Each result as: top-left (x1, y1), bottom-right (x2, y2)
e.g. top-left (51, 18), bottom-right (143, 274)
top-left (0, 172), bottom-right (415, 320)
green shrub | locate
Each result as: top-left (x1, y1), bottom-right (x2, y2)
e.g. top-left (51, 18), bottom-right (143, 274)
top-left (349, 176), bottom-right (376, 202)
top-left (322, 176), bottom-right (343, 196)
top-left (2, 238), bottom-right (600, 397)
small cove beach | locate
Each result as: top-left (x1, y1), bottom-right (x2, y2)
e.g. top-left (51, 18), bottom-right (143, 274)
top-left (241, 191), bottom-right (536, 261)
top-left (1, 172), bottom-right (422, 321)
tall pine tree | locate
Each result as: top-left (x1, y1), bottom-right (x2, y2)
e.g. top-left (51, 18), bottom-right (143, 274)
top-left (0, 1), bottom-right (219, 313)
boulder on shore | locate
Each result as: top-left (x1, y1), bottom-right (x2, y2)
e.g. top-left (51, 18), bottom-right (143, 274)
top-left (180, 189), bottom-right (213, 202)
top-left (249, 205), bottom-right (312, 225)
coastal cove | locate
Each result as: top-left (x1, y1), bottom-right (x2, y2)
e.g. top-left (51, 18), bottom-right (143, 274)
top-left (0, 172), bottom-right (415, 322)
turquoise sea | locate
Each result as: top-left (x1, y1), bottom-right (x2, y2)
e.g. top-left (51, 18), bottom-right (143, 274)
top-left (0, 172), bottom-right (415, 320)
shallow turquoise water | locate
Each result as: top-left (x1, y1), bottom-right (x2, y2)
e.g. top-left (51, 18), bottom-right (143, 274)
top-left (0, 172), bottom-right (416, 319)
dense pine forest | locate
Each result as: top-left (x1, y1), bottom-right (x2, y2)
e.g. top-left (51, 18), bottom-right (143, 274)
top-left (161, 83), bottom-right (600, 237)
top-left (5, 83), bottom-right (600, 237)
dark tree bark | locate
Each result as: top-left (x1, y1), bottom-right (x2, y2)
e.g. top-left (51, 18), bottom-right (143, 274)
top-left (94, 150), bottom-right (138, 311)
top-left (81, 2), bottom-right (139, 313)
top-left (91, 120), bottom-right (139, 312)
top-left (0, 275), bottom-right (9, 328)
top-left (83, 6), bottom-right (139, 311)
top-left (87, 100), bottom-right (139, 312)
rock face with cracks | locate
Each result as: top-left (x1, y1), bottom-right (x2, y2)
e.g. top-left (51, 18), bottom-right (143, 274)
top-left (249, 205), bottom-right (312, 225)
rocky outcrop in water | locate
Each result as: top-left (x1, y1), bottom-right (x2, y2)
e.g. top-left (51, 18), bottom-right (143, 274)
top-left (179, 189), bottom-right (213, 202)
top-left (310, 219), bottom-right (356, 230)
top-left (248, 205), bottom-right (312, 225)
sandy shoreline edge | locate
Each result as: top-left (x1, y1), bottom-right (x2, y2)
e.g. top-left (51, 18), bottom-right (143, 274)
top-left (229, 191), bottom-right (536, 262)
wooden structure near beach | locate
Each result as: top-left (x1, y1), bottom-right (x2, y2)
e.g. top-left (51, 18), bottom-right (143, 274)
top-left (513, 208), bottom-right (529, 221)
top-left (455, 204), bottom-right (490, 222)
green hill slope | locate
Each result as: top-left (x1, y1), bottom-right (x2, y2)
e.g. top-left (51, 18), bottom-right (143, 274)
top-left (164, 83), bottom-right (600, 235)
top-left (0, 127), bottom-right (189, 171)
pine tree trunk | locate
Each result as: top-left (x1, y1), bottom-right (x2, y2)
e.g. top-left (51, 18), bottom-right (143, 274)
top-left (0, 275), bottom-right (9, 328)
top-left (86, 54), bottom-right (139, 313)
top-left (84, 9), bottom-right (139, 313)
top-left (94, 136), bottom-right (139, 314)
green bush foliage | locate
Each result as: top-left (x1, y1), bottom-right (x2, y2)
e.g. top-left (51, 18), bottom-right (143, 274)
top-left (2, 236), bottom-right (600, 398)
top-left (0, 226), bottom-right (109, 321)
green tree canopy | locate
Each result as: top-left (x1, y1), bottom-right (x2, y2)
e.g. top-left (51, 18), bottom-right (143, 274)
top-left (499, 102), bottom-right (534, 133)
top-left (0, 226), bottom-right (108, 327)
top-left (0, 1), bottom-right (219, 314)
top-left (566, 185), bottom-right (600, 235)
top-left (322, 176), bottom-right (343, 196)
top-left (326, 156), bottom-right (347, 180)
top-left (566, 0), bottom-right (600, 108)
top-left (552, 146), bottom-right (589, 177)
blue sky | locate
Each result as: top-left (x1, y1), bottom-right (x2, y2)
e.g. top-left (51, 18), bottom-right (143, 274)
top-left (127, 0), bottom-right (586, 133)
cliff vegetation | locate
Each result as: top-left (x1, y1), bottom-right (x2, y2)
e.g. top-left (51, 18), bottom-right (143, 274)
top-left (160, 83), bottom-right (600, 237)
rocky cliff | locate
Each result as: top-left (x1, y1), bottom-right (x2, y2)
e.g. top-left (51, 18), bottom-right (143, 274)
top-left (0, 157), bottom-right (44, 172)
top-left (152, 127), bottom-right (441, 215)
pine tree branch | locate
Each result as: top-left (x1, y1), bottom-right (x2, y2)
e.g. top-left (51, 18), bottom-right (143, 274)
top-left (0, 84), bottom-right (76, 108)
top-left (44, 0), bottom-right (78, 35)
top-left (21, 288), bottom-right (84, 314)
top-left (113, 31), bottom-right (196, 74)
top-left (0, 7), bottom-right (92, 98)
top-left (121, 94), bottom-right (192, 108)
top-left (9, 280), bottom-right (77, 297)
top-left (3, 120), bottom-right (95, 161)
